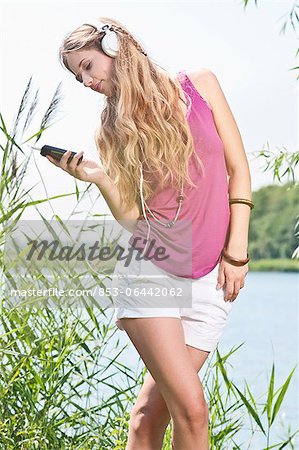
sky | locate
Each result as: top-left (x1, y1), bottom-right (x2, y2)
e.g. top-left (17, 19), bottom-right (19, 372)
top-left (1, 0), bottom-right (298, 220)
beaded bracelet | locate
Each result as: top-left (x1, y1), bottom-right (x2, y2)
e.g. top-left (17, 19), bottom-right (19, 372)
top-left (229, 198), bottom-right (254, 210)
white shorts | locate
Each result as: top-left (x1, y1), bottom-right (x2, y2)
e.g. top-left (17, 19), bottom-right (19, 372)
top-left (111, 248), bottom-right (233, 352)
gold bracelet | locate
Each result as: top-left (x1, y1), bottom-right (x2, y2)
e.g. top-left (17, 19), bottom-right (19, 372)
top-left (229, 198), bottom-right (254, 210)
top-left (221, 247), bottom-right (250, 266)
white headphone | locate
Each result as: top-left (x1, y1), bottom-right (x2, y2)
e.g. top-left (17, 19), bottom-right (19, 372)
top-left (83, 22), bottom-right (147, 58)
top-left (98, 23), bottom-right (120, 58)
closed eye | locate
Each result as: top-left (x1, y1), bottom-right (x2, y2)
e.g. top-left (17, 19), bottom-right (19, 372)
top-left (75, 62), bottom-right (92, 83)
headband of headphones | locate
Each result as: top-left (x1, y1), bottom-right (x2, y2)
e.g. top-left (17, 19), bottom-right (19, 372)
top-left (82, 21), bottom-right (147, 58)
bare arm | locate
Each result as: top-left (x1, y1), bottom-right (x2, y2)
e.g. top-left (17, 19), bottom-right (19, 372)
top-left (225, 173), bottom-right (252, 259)
top-left (46, 150), bottom-right (140, 233)
top-left (95, 173), bottom-right (140, 232)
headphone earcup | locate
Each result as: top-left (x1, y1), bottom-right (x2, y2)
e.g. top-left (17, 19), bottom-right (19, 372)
top-left (101, 30), bottom-right (119, 57)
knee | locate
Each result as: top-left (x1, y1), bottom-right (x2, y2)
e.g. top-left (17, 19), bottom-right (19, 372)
top-left (175, 399), bottom-right (209, 429)
top-left (129, 406), bottom-right (167, 434)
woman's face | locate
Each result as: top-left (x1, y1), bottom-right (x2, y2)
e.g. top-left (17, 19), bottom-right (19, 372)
top-left (66, 47), bottom-right (115, 96)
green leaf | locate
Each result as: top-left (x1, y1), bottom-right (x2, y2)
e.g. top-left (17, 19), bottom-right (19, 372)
top-left (271, 365), bottom-right (297, 425)
top-left (266, 363), bottom-right (275, 425)
top-left (232, 382), bottom-right (266, 435)
top-left (0, 192), bottom-right (82, 225)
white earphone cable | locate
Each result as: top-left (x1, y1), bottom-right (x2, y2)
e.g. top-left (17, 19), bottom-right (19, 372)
top-left (138, 161), bottom-right (151, 258)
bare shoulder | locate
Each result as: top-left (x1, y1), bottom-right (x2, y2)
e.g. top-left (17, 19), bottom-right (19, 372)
top-left (187, 68), bottom-right (219, 111)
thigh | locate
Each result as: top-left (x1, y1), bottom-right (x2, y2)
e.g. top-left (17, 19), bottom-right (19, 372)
top-left (132, 343), bottom-right (210, 419)
top-left (119, 317), bottom-right (208, 419)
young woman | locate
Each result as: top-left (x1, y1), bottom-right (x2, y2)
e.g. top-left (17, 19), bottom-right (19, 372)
top-left (48, 16), bottom-right (253, 450)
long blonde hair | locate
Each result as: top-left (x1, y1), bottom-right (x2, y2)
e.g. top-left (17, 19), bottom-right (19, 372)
top-left (59, 17), bottom-right (205, 210)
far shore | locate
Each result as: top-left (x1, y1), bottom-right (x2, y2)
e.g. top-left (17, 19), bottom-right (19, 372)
top-left (248, 258), bottom-right (299, 272)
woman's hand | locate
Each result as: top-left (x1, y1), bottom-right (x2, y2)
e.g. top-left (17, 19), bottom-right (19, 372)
top-left (46, 150), bottom-right (107, 185)
top-left (216, 258), bottom-right (248, 302)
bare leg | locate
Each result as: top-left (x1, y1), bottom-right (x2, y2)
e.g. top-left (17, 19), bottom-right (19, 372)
top-left (120, 317), bottom-right (210, 450)
top-left (127, 344), bottom-right (209, 449)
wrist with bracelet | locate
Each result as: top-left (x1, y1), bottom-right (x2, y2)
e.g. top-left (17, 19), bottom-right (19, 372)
top-left (222, 197), bottom-right (254, 266)
top-left (221, 247), bottom-right (250, 266)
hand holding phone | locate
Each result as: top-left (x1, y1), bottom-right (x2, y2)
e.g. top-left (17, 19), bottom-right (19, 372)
top-left (31, 145), bottom-right (83, 164)
top-left (31, 144), bottom-right (106, 185)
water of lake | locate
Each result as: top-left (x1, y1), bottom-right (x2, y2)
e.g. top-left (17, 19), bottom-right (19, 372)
top-left (107, 271), bottom-right (299, 449)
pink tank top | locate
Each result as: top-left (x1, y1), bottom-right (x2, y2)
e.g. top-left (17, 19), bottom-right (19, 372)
top-left (128, 70), bottom-right (230, 279)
